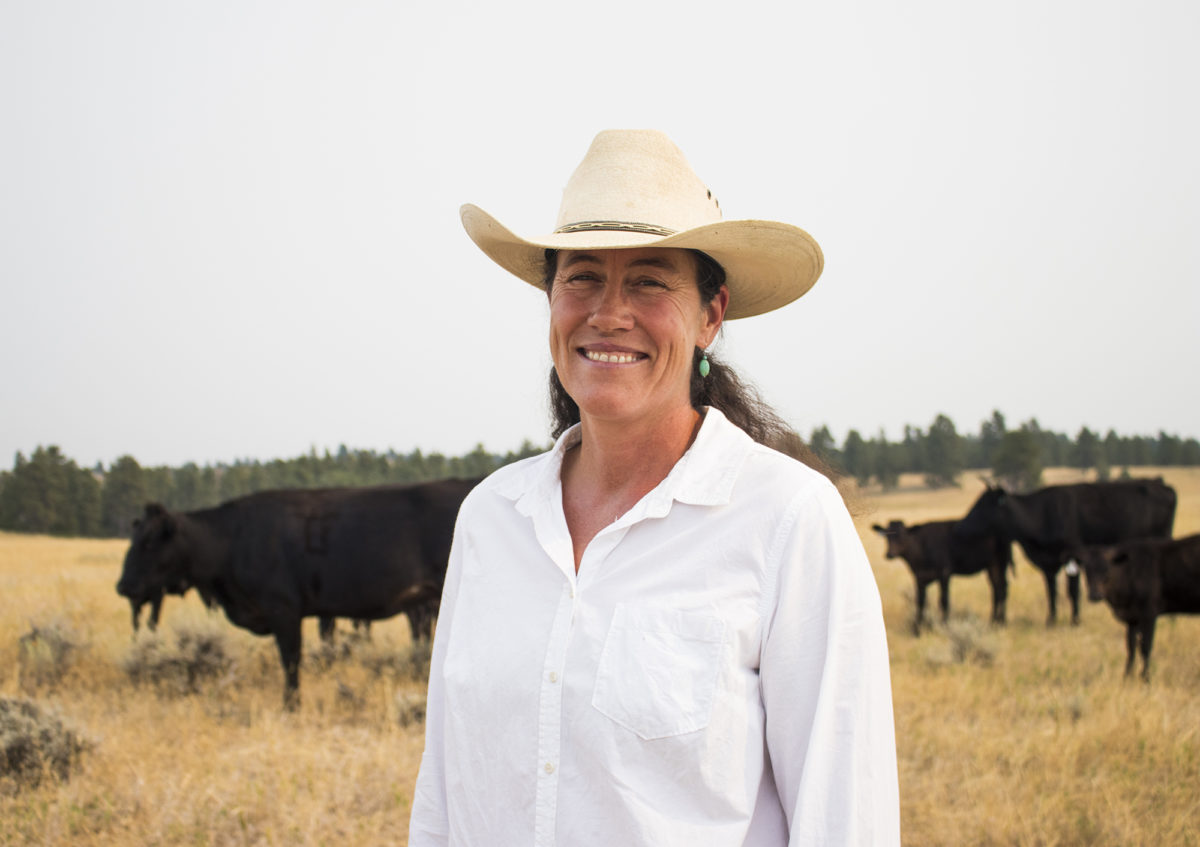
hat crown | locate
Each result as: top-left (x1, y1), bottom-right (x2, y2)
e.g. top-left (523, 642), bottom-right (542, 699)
top-left (554, 130), bottom-right (722, 237)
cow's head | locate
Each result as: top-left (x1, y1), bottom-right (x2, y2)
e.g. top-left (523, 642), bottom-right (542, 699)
top-left (871, 520), bottom-right (910, 559)
top-left (1075, 546), bottom-right (1118, 602)
top-left (116, 503), bottom-right (190, 603)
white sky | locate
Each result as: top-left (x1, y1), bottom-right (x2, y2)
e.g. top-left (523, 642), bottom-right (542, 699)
top-left (2, 0), bottom-right (1197, 469)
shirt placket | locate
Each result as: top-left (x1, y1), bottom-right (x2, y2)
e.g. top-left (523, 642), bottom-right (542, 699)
top-left (533, 577), bottom-right (575, 846)
top-left (532, 522), bottom-right (631, 847)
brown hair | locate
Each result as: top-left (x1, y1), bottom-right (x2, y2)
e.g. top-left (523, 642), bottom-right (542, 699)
top-left (542, 248), bottom-right (839, 481)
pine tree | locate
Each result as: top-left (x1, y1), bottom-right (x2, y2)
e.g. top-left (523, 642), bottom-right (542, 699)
top-left (101, 456), bottom-right (148, 538)
top-left (993, 429), bottom-right (1043, 492)
top-left (841, 429), bottom-right (872, 486)
top-left (924, 414), bottom-right (964, 488)
top-left (1072, 427), bottom-right (1101, 474)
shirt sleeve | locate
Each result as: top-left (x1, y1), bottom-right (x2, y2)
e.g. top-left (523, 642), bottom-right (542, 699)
top-left (408, 508), bottom-right (467, 846)
top-left (759, 481), bottom-right (901, 846)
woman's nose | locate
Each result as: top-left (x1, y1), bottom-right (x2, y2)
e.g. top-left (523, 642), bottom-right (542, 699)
top-left (588, 282), bottom-right (634, 330)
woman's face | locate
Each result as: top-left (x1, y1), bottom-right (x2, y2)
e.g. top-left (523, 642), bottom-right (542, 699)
top-left (548, 247), bottom-right (727, 430)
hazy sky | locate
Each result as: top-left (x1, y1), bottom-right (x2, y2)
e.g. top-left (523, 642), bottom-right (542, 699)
top-left (3, 0), bottom-right (1197, 469)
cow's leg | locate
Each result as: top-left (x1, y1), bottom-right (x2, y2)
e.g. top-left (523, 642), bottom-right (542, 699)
top-left (1066, 570), bottom-right (1081, 626)
top-left (148, 595), bottom-right (163, 632)
top-left (1138, 618), bottom-right (1156, 682)
top-left (988, 566), bottom-right (1008, 625)
top-left (273, 618), bottom-right (303, 711)
top-left (408, 602), bottom-right (436, 643)
top-left (1124, 624), bottom-right (1138, 677)
top-left (1042, 568), bottom-right (1058, 626)
top-left (130, 600), bottom-right (141, 635)
top-left (913, 579), bottom-right (928, 636)
top-left (938, 576), bottom-right (951, 623)
top-left (416, 605), bottom-right (434, 641)
top-left (318, 617), bottom-right (336, 644)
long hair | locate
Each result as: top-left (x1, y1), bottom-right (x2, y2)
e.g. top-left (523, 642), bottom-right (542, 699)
top-left (542, 249), bottom-right (837, 479)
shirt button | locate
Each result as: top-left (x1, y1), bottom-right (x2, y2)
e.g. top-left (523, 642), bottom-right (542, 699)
top-left (549, 671), bottom-right (558, 683)
top-left (544, 762), bottom-right (555, 774)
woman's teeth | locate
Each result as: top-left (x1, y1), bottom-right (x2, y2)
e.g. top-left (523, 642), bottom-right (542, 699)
top-left (585, 350), bottom-right (637, 364)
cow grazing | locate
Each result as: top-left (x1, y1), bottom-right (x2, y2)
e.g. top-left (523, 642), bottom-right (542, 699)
top-left (872, 519), bottom-right (1013, 635)
top-left (115, 478), bottom-right (479, 708)
top-left (954, 479), bottom-right (1177, 625)
top-left (1078, 535), bottom-right (1200, 679)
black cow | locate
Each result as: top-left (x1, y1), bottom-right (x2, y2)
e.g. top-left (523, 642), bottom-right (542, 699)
top-left (115, 478), bottom-right (478, 707)
top-left (954, 479), bottom-right (1176, 625)
top-left (872, 519), bottom-right (1012, 635)
top-left (1078, 535), bottom-right (1200, 679)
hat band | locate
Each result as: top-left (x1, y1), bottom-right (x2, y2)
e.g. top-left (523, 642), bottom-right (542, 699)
top-left (554, 220), bottom-right (677, 237)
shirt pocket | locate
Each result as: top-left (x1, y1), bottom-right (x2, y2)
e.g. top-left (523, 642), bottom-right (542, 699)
top-left (591, 603), bottom-right (727, 741)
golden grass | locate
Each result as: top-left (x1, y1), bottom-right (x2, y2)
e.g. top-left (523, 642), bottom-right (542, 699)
top-left (2, 468), bottom-right (1199, 845)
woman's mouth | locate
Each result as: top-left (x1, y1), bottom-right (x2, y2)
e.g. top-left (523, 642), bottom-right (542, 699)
top-left (581, 349), bottom-right (644, 364)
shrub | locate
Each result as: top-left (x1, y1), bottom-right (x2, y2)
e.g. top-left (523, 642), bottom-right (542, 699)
top-left (395, 690), bottom-right (426, 728)
top-left (0, 697), bottom-right (92, 792)
top-left (358, 639), bottom-right (433, 683)
top-left (944, 615), bottom-right (998, 666)
top-left (306, 621), bottom-right (373, 670)
top-left (17, 622), bottom-right (82, 691)
top-left (924, 614), bottom-right (998, 668)
top-left (121, 621), bottom-right (232, 696)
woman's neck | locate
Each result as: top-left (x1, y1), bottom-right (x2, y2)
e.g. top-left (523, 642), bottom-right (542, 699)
top-left (560, 404), bottom-right (704, 570)
top-left (571, 405), bottom-right (703, 492)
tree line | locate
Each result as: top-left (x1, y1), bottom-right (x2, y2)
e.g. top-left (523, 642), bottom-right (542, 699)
top-left (807, 410), bottom-right (1200, 493)
top-left (2, 411), bottom-right (1198, 539)
top-left (0, 441), bottom-right (546, 539)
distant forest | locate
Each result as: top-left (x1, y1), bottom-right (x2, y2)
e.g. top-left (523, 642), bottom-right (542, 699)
top-left (2, 410), bottom-right (1198, 539)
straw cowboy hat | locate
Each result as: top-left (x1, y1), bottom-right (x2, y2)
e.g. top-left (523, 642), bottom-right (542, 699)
top-left (460, 129), bottom-right (824, 320)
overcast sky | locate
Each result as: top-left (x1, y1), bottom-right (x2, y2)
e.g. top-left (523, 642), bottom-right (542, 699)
top-left (3, 0), bottom-right (1197, 469)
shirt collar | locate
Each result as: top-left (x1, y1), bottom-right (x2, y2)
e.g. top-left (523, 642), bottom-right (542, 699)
top-left (492, 407), bottom-right (756, 518)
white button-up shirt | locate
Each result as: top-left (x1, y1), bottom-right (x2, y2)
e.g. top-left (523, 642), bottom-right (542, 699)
top-left (409, 408), bottom-right (899, 846)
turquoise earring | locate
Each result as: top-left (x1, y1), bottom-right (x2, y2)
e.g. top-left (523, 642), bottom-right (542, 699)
top-left (698, 351), bottom-right (710, 378)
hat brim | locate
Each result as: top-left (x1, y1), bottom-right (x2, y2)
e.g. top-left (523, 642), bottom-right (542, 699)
top-left (461, 204), bottom-right (824, 320)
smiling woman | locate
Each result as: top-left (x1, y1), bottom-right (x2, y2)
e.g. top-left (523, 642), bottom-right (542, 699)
top-left (409, 130), bottom-right (900, 846)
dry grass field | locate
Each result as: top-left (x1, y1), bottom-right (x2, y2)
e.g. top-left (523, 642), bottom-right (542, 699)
top-left (2, 468), bottom-right (1199, 845)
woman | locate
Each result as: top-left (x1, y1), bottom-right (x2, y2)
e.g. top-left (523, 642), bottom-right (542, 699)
top-left (410, 130), bottom-right (899, 846)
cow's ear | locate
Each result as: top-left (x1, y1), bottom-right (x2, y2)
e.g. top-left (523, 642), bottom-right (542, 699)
top-left (871, 524), bottom-right (885, 534)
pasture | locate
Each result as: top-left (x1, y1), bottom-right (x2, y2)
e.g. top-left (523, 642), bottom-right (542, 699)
top-left (2, 468), bottom-right (1199, 845)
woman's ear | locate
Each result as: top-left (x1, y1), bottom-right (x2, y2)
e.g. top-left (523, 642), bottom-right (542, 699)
top-left (701, 284), bottom-right (730, 346)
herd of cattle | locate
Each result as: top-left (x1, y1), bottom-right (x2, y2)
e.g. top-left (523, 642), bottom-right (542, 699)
top-left (874, 478), bottom-right (1199, 679)
top-left (114, 475), bottom-right (1198, 708)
